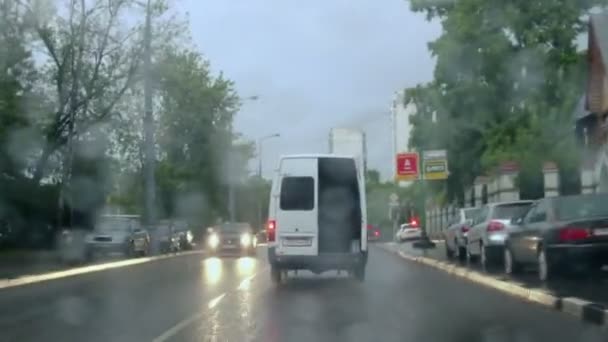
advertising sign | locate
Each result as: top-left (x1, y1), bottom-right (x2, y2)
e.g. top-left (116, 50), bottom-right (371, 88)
top-left (423, 150), bottom-right (448, 180)
top-left (395, 153), bottom-right (419, 181)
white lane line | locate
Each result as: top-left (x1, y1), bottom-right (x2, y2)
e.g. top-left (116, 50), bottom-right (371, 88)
top-left (237, 274), bottom-right (256, 290)
top-left (152, 312), bottom-right (203, 342)
top-left (0, 250), bottom-right (205, 291)
top-left (153, 293), bottom-right (227, 342)
top-left (208, 293), bottom-right (226, 309)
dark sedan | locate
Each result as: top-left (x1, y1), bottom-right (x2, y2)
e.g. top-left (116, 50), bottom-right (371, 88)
top-left (505, 193), bottom-right (608, 281)
top-left (206, 222), bottom-right (257, 256)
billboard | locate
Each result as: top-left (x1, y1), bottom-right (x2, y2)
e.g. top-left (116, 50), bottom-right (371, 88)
top-left (422, 149), bottom-right (448, 180)
top-left (395, 152), bottom-right (419, 181)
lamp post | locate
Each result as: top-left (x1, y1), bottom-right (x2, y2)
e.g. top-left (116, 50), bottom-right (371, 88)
top-left (256, 133), bottom-right (280, 230)
top-left (139, 0), bottom-right (156, 226)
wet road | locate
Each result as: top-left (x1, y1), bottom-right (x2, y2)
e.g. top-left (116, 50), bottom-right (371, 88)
top-left (0, 245), bottom-right (606, 342)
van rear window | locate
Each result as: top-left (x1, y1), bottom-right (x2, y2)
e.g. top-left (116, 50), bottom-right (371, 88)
top-left (280, 177), bottom-right (314, 211)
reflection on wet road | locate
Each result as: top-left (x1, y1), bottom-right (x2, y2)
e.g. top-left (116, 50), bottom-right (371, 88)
top-left (0, 246), bottom-right (606, 342)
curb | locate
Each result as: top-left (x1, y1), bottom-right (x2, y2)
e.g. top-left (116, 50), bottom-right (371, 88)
top-left (0, 250), bottom-right (205, 291)
top-left (379, 243), bottom-right (608, 328)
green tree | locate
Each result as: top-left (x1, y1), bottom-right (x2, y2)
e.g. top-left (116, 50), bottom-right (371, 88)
top-left (154, 48), bottom-right (248, 223)
top-left (406, 0), bottom-right (601, 202)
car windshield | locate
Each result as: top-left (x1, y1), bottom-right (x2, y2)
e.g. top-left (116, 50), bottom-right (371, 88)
top-left (96, 218), bottom-right (132, 232)
top-left (219, 223), bottom-right (250, 233)
top-left (5, 1), bottom-right (608, 340)
top-left (555, 195), bottom-right (608, 221)
top-left (464, 208), bottom-right (481, 220)
top-left (492, 203), bottom-right (533, 220)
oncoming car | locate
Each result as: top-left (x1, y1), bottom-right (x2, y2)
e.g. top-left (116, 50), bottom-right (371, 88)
top-left (206, 222), bottom-right (257, 256)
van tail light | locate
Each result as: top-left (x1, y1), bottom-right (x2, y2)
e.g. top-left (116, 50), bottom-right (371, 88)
top-left (461, 226), bottom-right (470, 233)
top-left (487, 221), bottom-right (505, 232)
top-left (267, 219), bottom-right (276, 242)
top-left (559, 227), bottom-right (590, 243)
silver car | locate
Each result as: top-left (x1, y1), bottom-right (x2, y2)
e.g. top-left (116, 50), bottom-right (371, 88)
top-left (444, 207), bottom-right (481, 261)
top-left (86, 215), bottom-right (150, 259)
top-left (466, 201), bottom-right (534, 268)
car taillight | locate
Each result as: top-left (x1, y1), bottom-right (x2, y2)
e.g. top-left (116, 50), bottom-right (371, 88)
top-left (267, 219), bottom-right (276, 242)
top-left (461, 226), bottom-right (469, 233)
top-left (487, 221), bottom-right (505, 232)
top-left (559, 227), bottom-right (590, 242)
top-left (374, 230), bottom-right (379, 237)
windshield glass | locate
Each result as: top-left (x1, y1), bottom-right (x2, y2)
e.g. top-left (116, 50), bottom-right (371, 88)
top-left (464, 208), bottom-right (481, 220)
top-left (556, 195), bottom-right (608, 221)
top-left (492, 203), bottom-right (533, 220)
top-left (96, 218), bottom-right (132, 232)
top-left (219, 223), bottom-right (250, 233)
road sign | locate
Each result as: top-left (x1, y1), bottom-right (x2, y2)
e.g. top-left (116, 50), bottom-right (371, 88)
top-left (423, 149), bottom-right (448, 180)
top-left (396, 152), bottom-right (419, 181)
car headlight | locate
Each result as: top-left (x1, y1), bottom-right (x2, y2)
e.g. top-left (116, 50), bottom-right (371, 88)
top-left (240, 233), bottom-right (252, 247)
top-left (208, 234), bottom-right (219, 248)
top-left (186, 231), bottom-right (193, 243)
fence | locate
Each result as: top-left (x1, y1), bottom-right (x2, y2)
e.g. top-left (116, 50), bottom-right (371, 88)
top-left (423, 160), bottom-right (593, 239)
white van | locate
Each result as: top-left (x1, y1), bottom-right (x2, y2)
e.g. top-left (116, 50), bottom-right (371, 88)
top-left (266, 154), bottom-right (368, 283)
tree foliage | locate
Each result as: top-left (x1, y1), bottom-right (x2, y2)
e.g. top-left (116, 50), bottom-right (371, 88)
top-left (0, 0), bottom-right (252, 245)
top-left (405, 0), bottom-right (602, 203)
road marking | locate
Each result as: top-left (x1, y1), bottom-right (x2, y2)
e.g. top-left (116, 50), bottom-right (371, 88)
top-left (238, 274), bottom-right (256, 290)
top-left (152, 312), bottom-right (203, 342)
top-left (208, 293), bottom-right (226, 309)
top-left (0, 250), bottom-right (205, 291)
top-left (152, 293), bottom-right (227, 342)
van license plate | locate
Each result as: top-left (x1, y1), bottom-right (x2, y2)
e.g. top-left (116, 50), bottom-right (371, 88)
top-left (594, 228), bottom-right (608, 236)
top-left (283, 238), bottom-right (311, 247)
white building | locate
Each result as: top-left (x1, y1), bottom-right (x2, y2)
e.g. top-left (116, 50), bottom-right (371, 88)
top-left (391, 90), bottom-right (417, 186)
top-left (328, 127), bottom-right (367, 174)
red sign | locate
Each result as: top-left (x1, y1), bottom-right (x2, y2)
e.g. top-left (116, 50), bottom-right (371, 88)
top-left (396, 153), bottom-right (419, 181)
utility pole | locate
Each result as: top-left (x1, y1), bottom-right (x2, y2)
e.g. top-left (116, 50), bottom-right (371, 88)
top-left (228, 125), bottom-right (236, 224)
top-left (143, 0), bottom-right (156, 226)
top-left (256, 133), bottom-right (279, 230)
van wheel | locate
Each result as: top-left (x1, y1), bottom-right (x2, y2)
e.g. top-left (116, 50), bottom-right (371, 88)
top-left (271, 267), bottom-right (282, 284)
top-left (353, 265), bottom-right (365, 282)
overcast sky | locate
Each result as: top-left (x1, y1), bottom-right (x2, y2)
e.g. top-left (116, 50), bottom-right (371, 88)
top-left (180, 0), bottom-right (441, 180)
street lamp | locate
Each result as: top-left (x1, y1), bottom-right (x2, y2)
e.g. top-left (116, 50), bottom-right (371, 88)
top-left (142, 0), bottom-right (156, 226)
top-left (255, 133), bottom-right (279, 231)
top-left (227, 95), bottom-right (260, 224)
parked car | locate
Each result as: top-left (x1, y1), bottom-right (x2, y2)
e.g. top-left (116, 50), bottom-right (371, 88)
top-left (466, 201), bottom-right (534, 268)
top-left (445, 207), bottom-right (482, 261)
top-left (505, 194), bottom-right (608, 281)
top-left (367, 224), bottom-right (381, 242)
top-left (155, 221), bottom-right (181, 254)
top-left (395, 221), bottom-right (422, 242)
top-left (85, 215), bottom-right (149, 259)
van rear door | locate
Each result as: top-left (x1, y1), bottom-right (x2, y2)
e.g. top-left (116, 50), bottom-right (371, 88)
top-left (276, 158), bottom-right (318, 256)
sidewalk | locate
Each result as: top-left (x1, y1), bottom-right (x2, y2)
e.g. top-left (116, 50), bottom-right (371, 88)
top-left (0, 249), bottom-right (66, 279)
top-left (383, 241), bottom-right (608, 307)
